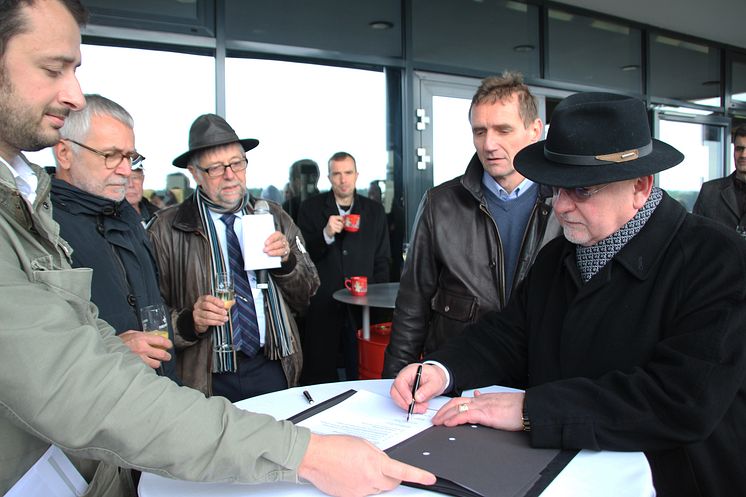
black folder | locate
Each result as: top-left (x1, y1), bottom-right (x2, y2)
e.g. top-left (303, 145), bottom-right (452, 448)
top-left (287, 390), bottom-right (576, 497)
top-left (385, 424), bottom-right (576, 497)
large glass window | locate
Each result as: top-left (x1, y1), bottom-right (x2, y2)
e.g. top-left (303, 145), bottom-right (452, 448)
top-left (82, 0), bottom-right (214, 36)
top-left (432, 96), bottom-right (474, 186)
top-left (224, 58), bottom-right (387, 199)
top-left (649, 34), bottom-right (721, 107)
top-left (657, 118), bottom-right (725, 211)
top-left (732, 58), bottom-right (746, 105)
top-left (225, 0), bottom-right (401, 58)
top-left (25, 44), bottom-right (216, 193)
top-left (412, 0), bottom-right (540, 77)
top-left (547, 9), bottom-right (642, 93)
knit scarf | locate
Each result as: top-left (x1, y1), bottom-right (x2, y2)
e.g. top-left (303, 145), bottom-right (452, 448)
top-left (194, 188), bottom-right (296, 372)
top-left (575, 187), bottom-right (663, 283)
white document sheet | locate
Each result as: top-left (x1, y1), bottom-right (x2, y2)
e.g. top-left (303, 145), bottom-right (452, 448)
top-left (241, 214), bottom-right (281, 270)
top-left (296, 390), bottom-right (435, 450)
top-left (5, 445), bottom-right (88, 497)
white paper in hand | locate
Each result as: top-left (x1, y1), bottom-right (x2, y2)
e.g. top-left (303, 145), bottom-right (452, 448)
top-left (241, 215), bottom-right (281, 270)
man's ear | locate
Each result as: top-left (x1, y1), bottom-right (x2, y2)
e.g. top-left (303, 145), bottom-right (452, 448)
top-left (186, 165), bottom-right (201, 187)
top-left (631, 175), bottom-right (654, 210)
top-left (529, 118), bottom-right (544, 143)
top-left (54, 140), bottom-right (73, 171)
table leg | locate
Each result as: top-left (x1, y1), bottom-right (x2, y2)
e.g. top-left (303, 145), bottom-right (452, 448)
top-left (362, 305), bottom-right (370, 340)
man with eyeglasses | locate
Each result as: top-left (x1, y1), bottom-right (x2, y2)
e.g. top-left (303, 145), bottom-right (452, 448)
top-left (49, 93), bottom-right (179, 384)
top-left (391, 92), bottom-right (746, 497)
top-left (693, 124), bottom-right (746, 236)
top-left (149, 114), bottom-right (319, 402)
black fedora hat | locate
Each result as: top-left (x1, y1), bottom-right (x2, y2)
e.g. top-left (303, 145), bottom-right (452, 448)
top-left (172, 114), bottom-right (259, 168)
top-left (514, 92), bottom-right (684, 188)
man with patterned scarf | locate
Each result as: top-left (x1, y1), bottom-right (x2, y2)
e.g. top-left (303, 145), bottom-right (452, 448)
top-left (391, 92), bottom-right (746, 497)
top-left (149, 114), bottom-right (319, 402)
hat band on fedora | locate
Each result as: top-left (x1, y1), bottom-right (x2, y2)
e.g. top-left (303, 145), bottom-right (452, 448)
top-left (544, 142), bottom-right (653, 166)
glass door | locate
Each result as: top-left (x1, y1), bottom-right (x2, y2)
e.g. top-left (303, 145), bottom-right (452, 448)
top-left (653, 109), bottom-right (729, 211)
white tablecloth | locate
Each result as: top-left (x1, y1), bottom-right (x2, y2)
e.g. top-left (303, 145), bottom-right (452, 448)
top-left (139, 379), bottom-right (654, 497)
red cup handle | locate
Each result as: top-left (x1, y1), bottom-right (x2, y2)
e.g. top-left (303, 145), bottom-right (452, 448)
top-left (345, 279), bottom-right (352, 291)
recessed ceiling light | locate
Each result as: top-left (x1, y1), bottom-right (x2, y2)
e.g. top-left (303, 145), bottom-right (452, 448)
top-left (369, 20), bottom-right (394, 30)
top-left (513, 45), bottom-right (535, 53)
top-left (620, 64), bottom-right (639, 72)
top-left (702, 80), bottom-right (720, 86)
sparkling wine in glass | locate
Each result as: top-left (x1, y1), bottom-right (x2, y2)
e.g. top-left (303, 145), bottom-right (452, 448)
top-left (216, 272), bottom-right (235, 310)
top-left (140, 303), bottom-right (170, 351)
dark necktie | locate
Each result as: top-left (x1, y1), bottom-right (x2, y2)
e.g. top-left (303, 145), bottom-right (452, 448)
top-left (220, 213), bottom-right (261, 357)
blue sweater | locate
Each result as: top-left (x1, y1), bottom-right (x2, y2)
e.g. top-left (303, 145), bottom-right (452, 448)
top-left (482, 182), bottom-right (538, 299)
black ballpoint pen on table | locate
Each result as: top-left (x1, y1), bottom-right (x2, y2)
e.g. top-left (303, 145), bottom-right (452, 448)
top-left (407, 364), bottom-right (423, 422)
top-left (303, 390), bottom-right (314, 404)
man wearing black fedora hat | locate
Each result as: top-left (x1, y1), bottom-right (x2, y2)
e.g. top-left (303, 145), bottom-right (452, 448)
top-left (391, 92), bottom-right (746, 496)
top-left (149, 114), bottom-right (319, 402)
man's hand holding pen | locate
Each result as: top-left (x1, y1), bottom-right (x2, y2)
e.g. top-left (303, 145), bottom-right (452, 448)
top-left (390, 363), bottom-right (448, 416)
top-left (392, 363), bottom-right (526, 432)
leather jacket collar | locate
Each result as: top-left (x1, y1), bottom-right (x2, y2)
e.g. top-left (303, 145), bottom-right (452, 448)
top-left (461, 152), bottom-right (553, 203)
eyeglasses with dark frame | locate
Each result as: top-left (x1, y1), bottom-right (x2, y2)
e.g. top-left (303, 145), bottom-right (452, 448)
top-left (64, 138), bottom-right (145, 169)
top-left (552, 184), bottom-right (611, 203)
top-left (196, 158), bottom-right (248, 178)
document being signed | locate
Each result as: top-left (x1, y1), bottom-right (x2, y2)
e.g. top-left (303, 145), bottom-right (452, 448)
top-left (295, 390), bottom-right (436, 450)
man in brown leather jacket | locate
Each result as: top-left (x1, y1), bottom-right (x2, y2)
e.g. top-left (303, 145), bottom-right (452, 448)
top-left (149, 114), bottom-right (320, 401)
top-left (383, 72), bottom-right (561, 377)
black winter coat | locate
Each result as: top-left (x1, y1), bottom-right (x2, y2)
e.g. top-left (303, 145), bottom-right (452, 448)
top-left (51, 178), bottom-right (179, 383)
top-left (297, 191), bottom-right (390, 383)
top-left (693, 172), bottom-right (746, 230)
top-left (428, 192), bottom-right (746, 497)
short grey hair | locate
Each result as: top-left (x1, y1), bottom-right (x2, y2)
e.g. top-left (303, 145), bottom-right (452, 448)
top-left (187, 147), bottom-right (210, 169)
top-left (60, 93), bottom-right (134, 144)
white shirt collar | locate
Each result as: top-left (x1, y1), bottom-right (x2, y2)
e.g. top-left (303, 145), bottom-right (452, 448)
top-left (0, 154), bottom-right (38, 204)
top-left (482, 171), bottom-right (534, 201)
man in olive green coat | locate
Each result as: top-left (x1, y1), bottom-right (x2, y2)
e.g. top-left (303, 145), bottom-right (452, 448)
top-left (0, 1), bottom-right (435, 496)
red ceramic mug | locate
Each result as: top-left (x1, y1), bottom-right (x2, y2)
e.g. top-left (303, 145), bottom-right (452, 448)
top-left (343, 213), bottom-right (361, 232)
top-left (344, 276), bottom-right (368, 296)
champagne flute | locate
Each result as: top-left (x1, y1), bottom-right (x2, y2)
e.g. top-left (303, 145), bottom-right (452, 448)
top-left (139, 303), bottom-right (169, 374)
top-left (216, 272), bottom-right (235, 310)
top-left (213, 272), bottom-right (237, 373)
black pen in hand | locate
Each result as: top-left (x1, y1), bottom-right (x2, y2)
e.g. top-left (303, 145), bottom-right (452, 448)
top-left (407, 364), bottom-right (423, 422)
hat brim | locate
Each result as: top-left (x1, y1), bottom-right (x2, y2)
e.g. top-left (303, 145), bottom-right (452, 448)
top-left (172, 138), bottom-right (259, 168)
top-left (514, 139), bottom-right (684, 188)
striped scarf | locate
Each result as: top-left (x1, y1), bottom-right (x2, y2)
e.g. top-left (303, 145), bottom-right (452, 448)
top-left (194, 188), bottom-right (297, 372)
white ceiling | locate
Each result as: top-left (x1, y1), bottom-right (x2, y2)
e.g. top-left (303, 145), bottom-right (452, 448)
top-left (555, 0), bottom-right (746, 50)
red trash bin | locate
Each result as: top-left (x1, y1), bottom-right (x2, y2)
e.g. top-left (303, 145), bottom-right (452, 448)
top-left (357, 322), bottom-right (391, 380)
